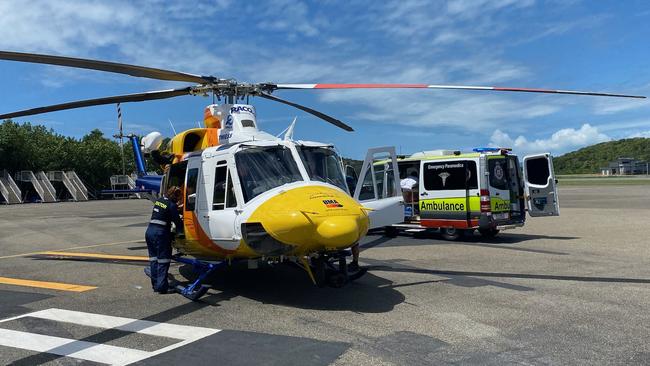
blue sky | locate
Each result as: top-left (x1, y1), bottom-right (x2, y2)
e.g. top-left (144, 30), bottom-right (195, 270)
top-left (0, 0), bottom-right (649, 159)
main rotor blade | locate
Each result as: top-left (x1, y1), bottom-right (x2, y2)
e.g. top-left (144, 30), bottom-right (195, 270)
top-left (258, 93), bottom-right (354, 132)
top-left (273, 83), bottom-right (646, 99)
top-left (0, 51), bottom-right (213, 84)
top-left (0, 87), bottom-right (192, 119)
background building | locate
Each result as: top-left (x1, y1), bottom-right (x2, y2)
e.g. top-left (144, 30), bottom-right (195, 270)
top-left (601, 158), bottom-right (649, 175)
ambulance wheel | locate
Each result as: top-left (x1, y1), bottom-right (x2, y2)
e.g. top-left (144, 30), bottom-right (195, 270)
top-left (479, 228), bottom-right (500, 238)
top-left (384, 226), bottom-right (399, 238)
top-left (441, 228), bottom-right (463, 241)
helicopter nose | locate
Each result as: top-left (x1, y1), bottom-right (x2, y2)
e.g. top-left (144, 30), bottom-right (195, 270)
top-left (245, 185), bottom-right (369, 255)
top-left (315, 216), bottom-right (360, 247)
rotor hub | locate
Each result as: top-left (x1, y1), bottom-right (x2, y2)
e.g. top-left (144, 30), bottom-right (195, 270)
top-left (190, 80), bottom-right (277, 99)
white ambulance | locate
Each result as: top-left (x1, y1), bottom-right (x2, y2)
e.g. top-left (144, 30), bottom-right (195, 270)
top-left (352, 148), bottom-right (559, 240)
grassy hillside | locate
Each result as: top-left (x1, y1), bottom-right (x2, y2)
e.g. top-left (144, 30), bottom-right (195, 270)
top-left (554, 138), bottom-right (650, 174)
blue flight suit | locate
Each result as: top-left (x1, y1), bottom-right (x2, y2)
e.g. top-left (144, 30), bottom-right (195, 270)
top-left (145, 196), bottom-right (184, 293)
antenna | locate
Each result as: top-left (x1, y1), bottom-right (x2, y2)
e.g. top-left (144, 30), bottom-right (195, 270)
top-left (284, 117), bottom-right (298, 141)
top-left (116, 103), bottom-right (125, 175)
top-left (167, 118), bottom-right (178, 135)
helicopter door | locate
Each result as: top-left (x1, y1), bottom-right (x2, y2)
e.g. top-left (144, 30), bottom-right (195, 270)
top-left (522, 153), bottom-right (560, 217)
top-left (182, 157), bottom-right (203, 242)
top-left (353, 147), bottom-right (403, 229)
top-left (205, 159), bottom-right (241, 247)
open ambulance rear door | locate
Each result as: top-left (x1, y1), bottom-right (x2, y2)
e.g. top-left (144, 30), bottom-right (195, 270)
top-left (522, 153), bottom-right (560, 217)
top-left (353, 147), bottom-right (403, 229)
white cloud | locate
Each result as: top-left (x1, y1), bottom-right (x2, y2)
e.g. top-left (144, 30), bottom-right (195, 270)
top-left (1, 0), bottom-right (646, 149)
top-left (255, 0), bottom-right (321, 37)
top-left (628, 130), bottom-right (650, 138)
top-left (593, 96), bottom-right (649, 115)
top-left (370, 0), bottom-right (534, 42)
top-left (513, 14), bottom-right (611, 45)
top-left (593, 119), bottom-right (650, 133)
top-left (0, 1), bottom-right (137, 54)
top-left (0, 0), bottom-right (228, 74)
top-left (489, 123), bottom-right (611, 156)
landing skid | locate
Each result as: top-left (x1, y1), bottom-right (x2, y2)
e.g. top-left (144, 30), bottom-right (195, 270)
top-left (301, 250), bottom-right (367, 288)
top-left (144, 251), bottom-right (366, 301)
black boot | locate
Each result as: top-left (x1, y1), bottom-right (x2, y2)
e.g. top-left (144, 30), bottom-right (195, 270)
top-left (348, 260), bottom-right (359, 272)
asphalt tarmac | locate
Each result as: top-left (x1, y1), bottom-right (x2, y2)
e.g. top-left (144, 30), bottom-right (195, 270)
top-left (1, 185), bottom-right (649, 365)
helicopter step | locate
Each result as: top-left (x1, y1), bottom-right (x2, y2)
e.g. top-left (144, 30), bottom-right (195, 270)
top-left (172, 255), bottom-right (227, 301)
top-left (144, 255), bottom-right (227, 301)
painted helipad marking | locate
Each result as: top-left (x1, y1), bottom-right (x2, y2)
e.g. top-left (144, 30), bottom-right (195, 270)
top-left (0, 308), bottom-right (220, 365)
top-left (0, 277), bottom-right (96, 292)
top-left (0, 329), bottom-right (150, 365)
top-left (38, 251), bottom-right (149, 261)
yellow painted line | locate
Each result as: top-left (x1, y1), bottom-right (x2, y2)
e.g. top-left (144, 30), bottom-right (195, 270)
top-left (0, 239), bottom-right (143, 260)
top-left (0, 276), bottom-right (96, 292)
top-left (38, 251), bottom-right (149, 261)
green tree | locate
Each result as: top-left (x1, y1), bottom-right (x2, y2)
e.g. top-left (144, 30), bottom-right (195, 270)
top-left (0, 120), bottom-right (160, 193)
top-left (554, 138), bottom-right (650, 174)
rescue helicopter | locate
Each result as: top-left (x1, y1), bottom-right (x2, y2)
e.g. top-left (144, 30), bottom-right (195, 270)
top-left (0, 50), bottom-right (645, 300)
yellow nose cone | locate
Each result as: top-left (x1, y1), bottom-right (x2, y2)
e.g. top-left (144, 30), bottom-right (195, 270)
top-left (246, 186), bottom-right (369, 254)
top-left (316, 216), bottom-right (360, 247)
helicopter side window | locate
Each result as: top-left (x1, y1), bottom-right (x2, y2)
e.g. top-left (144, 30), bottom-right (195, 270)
top-left (213, 166), bottom-right (227, 210)
top-left (185, 168), bottom-right (199, 211)
top-left (166, 160), bottom-right (188, 189)
top-left (296, 146), bottom-right (347, 191)
top-left (213, 163), bottom-right (238, 210)
top-left (226, 173), bottom-right (237, 208)
top-left (235, 145), bottom-right (303, 202)
top-left (241, 119), bottom-right (256, 128)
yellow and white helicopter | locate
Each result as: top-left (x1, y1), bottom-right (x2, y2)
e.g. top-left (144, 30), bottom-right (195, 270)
top-left (0, 51), bottom-right (644, 299)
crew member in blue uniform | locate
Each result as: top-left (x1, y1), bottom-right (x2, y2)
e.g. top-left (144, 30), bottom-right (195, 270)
top-left (145, 186), bottom-right (184, 294)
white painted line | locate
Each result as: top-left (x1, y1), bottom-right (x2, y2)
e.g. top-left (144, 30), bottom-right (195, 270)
top-left (0, 308), bottom-right (221, 365)
top-left (0, 328), bottom-right (150, 365)
top-left (25, 308), bottom-right (218, 340)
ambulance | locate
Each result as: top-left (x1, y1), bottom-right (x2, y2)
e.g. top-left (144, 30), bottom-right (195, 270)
top-left (356, 148), bottom-right (559, 240)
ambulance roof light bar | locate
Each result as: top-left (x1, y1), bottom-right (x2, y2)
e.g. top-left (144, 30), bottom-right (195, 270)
top-left (473, 147), bottom-right (512, 155)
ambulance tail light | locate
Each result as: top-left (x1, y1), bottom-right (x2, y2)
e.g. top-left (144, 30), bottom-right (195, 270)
top-left (480, 189), bottom-right (491, 212)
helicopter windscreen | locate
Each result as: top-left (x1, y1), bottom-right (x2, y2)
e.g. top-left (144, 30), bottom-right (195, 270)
top-left (296, 146), bottom-right (347, 191)
top-left (235, 145), bottom-right (303, 202)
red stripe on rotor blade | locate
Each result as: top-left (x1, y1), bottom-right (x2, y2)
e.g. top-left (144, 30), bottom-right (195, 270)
top-left (313, 84), bottom-right (429, 89)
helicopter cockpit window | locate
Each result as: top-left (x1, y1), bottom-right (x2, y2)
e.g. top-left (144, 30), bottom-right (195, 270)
top-left (296, 146), bottom-right (347, 191)
top-left (235, 145), bottom-right (303, 202)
